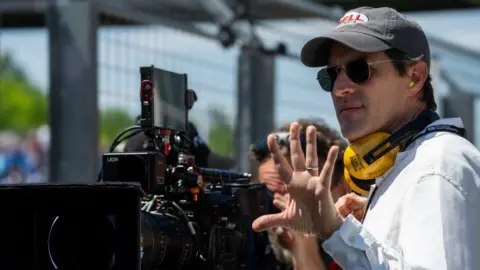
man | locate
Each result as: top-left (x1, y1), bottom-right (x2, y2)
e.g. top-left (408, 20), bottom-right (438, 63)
top-left (252, 6), bottom-right (480, 269)
top-left (250, 119), bottom-right (349, 270)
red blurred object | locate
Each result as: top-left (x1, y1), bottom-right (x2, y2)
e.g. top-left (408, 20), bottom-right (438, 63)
top-left (140, 80), bottom-right (153, 102)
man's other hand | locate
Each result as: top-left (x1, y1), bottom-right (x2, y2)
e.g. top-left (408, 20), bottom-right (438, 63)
top-left (335, 193), bottom-right (368, 221)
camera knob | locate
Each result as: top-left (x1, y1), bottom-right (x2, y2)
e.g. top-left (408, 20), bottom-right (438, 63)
top-left (165, 207), bottom-right (175, 215)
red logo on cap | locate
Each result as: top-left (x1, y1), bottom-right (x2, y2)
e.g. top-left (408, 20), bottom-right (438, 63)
top-left (338, 12), bottom-right (369, 26)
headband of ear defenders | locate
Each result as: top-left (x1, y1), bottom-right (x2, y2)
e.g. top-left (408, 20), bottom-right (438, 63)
top-left (361, 110), bottom-right (440, 165)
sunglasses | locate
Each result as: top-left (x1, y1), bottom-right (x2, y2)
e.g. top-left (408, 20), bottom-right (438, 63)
top-left (317, 58), bottom-right (400, 92)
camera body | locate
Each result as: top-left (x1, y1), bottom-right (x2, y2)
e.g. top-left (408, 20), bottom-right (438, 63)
top-left (101, 66), bottom-right (272, 270)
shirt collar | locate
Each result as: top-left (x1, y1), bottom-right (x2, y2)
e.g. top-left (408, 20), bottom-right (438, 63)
top-left (427, 117), bottom-right (464, 129)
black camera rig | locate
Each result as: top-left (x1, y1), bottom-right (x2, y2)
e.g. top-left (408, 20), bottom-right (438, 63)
top-left (98, 66), bottom-right (272, 270)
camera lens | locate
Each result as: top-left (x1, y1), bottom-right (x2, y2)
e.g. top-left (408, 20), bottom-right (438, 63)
top-left (141, 212), bottom-right (196, 270)
top-left (47, 215), bottom-right (116, 270)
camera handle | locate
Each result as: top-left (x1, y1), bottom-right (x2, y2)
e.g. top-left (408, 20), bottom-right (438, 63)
top-left (185, 89), bottom-right (197, 111)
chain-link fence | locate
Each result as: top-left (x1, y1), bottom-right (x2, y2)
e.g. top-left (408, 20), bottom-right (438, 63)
top-left (96, 5), bottom-right (341, 172)
top-left (255, 20), bottom-right (339, 129)
top-left (98, 22), bottom-right (239, 142)
top-left (97, 15), bottom-right (339, 140)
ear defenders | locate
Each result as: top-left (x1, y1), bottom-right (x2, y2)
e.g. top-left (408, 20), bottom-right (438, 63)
top-left (343, 110), bottom-right (440, 195)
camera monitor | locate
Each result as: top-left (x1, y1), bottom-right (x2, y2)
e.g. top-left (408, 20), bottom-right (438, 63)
top-left (140, 66), bottom-right (188, 133)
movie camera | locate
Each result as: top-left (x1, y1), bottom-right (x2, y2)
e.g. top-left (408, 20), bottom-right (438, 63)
top-left (0, 66), bottom-right (273, 270)
top-left (97, 66), bottom-right (272, 270)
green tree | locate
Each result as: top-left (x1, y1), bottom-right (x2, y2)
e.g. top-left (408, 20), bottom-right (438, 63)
top-left (0, 53), bottom-right (48, 135)
top-left (0, 53), bottom-right (27, 80)
top-left (99, 107), bottom-right (135, 147)
top-left (207, 107), bottom-right (234, 157)
top-left (0, 53), bottom-right (134, 147)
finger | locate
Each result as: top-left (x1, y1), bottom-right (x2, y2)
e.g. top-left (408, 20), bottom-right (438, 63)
top-left (267, 183), bottom-right (286, 194)
top-left (347, 193), bottom-right (368, 211)
top-left (262, 170), bottom-right (287, 194)
top-left (350, 201), bottom-right (366, 211)
top-left (261, 170), bottom-right (281, 185)
top-left (267, 134), bottom-right (293, 184)
top-left (275, 192), bottom-right (289, 199)
top-left (273, 193), bottom-right (283, 201)
top-left (336, 204), bottom-right (351, 218)
top-left (273, 194), bottom-right (288, 208)
top-left (318, 145), bottom-right (339, 189)
top-left (304, 125), bottom-right (319, 176)
top-left (289, 122), bottom-right (306, 171)
top-left (336, 193), bottom-right (367, 219)
top-left (336, 193), bottom-right (358, 210)
top-left (252, 213), bottom-right (286, 232)
top-left (352, 209), bottom-right (365, 221)
top-left (273, 199), bottom-right (287, 211)
top-left (262, 180), bottom-right (285, 193)
top-left (335, 194), bottom-right (350, 208)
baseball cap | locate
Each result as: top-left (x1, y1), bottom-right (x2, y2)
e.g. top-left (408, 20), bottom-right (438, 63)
top-left (301, 7), bottom-right (430, 68)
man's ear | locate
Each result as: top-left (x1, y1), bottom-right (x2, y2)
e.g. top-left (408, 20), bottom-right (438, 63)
top-left (407, 61), bottom-right (428, 95)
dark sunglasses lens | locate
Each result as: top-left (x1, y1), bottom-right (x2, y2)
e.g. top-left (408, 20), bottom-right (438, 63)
top-left (317, 67), bottom-right (336, 92)
top-left (346, 59), bottom-right (370, 84)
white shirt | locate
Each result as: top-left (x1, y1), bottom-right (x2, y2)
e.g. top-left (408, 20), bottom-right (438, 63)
top-left (322, 117), bottom-right (480, 270)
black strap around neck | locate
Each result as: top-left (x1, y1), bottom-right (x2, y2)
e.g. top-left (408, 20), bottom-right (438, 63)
top-left (363, 110), bottom-right (443, 165)
top-left (405, 124), bottom-right (466, 149)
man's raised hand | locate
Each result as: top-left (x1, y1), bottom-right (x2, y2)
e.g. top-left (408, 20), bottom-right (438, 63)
top-left (252, 122), bottom-right (344, 239)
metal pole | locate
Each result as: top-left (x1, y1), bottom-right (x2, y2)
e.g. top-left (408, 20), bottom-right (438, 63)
top-left (442, 92), bottom-right (476, 144)
top-left (196, 0), bottom-right (263, 49)
top-left (96, 0), bottom-right (217, 41)
top-left (235, 47), bottom-right (276, 173)
top-left (47, 0), bottom-right (99, 183)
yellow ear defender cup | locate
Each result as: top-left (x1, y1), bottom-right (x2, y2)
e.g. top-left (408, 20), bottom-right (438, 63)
top-left (343, 132), bottom-right (402, 194)
top-left (342, 110), bottom-right (443, 194)
top-left (343, 168), bottom-right (375, 195)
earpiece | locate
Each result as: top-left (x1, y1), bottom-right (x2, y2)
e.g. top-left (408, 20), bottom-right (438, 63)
top-left (409, 81), bottom-right (415, 88)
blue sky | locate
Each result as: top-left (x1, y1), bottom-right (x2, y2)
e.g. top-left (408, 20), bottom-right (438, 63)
top-left (1, 8), bottom-right (480, 143)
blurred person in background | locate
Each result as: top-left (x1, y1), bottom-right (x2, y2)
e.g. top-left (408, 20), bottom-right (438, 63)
top-left (23, 125), bottom-right (50, 183)
top-left (252, 6), bottom-right (480, 269)
top-left (0, 126), bottom-right (50, 184)
top-left (0, 131), bottom-right (25, 183)
top-left (250, 119), bottom-right (349, 270)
